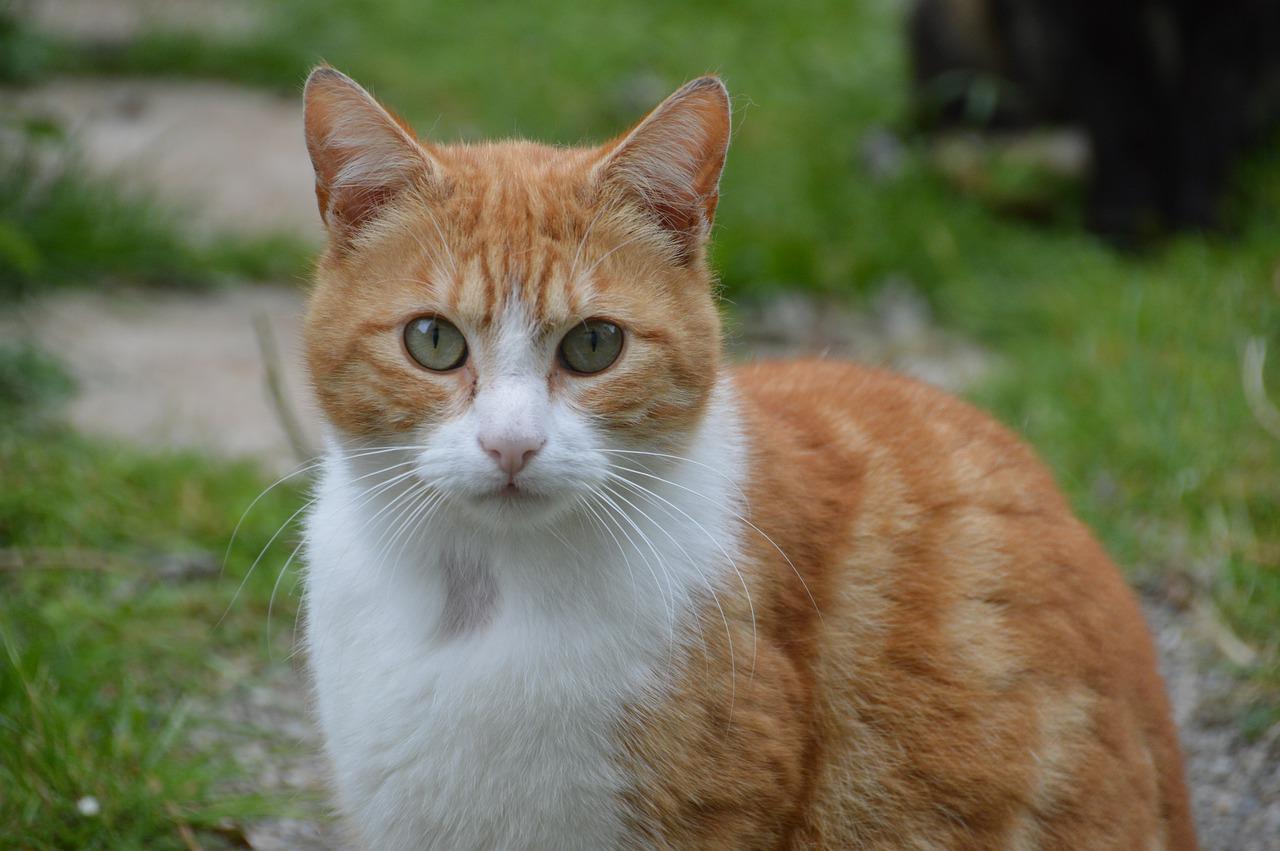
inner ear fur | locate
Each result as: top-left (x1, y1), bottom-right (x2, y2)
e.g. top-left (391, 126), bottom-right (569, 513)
top-left (596, 76), bottom-right (732, 263)
top-left (303, 66), bottom-right (439, 249)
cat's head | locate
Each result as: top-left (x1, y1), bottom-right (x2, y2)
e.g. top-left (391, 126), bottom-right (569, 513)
top-left (302, 68), bottom-right (731, 529)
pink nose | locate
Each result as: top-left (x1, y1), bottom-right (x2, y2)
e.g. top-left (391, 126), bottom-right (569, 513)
top-left (480, 435), bottom-right (544, 478)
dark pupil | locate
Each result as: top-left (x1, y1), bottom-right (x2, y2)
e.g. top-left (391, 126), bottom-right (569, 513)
top-left (589, 328), bottom-right (598, 351)
top-left (431, 322), bottom-right (440, 349)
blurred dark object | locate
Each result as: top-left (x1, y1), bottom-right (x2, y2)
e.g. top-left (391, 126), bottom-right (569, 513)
top-left (909, 0), bottom-right (1280, 242)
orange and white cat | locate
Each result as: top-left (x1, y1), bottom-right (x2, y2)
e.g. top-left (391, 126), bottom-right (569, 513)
top-left (299, 67), bottom-right (1196, 850)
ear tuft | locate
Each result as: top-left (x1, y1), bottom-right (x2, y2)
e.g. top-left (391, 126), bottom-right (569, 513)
top-left (597, 76), bottom-right (732, 263)
top-left (303, 66), bottom-right (435, 248)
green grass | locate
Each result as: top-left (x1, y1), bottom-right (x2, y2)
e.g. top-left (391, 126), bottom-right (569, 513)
top-left (0, 353), bottom-right (317, 846)
top-left (0, 126), bottom-right (313, 302)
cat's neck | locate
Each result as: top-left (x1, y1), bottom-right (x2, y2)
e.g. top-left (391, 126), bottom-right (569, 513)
top-left (308, 376), bottom-right (748, 644)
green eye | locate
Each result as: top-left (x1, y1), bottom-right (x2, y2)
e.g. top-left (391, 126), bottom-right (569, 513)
top-left (559, 320), bottom-right (623, 374)
top-left (404, 316), bottom-right (468, 371)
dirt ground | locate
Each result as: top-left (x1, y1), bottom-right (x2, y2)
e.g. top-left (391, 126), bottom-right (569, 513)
top-left (4, 64), bottom-right (1277, 848)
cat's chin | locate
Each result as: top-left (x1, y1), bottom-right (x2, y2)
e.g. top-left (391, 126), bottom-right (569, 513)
top-left (456, 486), bottom-right (576, 530)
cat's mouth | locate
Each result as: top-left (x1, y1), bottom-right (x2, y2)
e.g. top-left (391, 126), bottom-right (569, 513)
top-left (455, 480), bottom-right (572, 529)
top-left (479, 481), bottom-right (545, 503)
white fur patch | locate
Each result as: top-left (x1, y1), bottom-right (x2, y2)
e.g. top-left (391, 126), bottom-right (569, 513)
top-left (303, 377), bottom-right (747, 850)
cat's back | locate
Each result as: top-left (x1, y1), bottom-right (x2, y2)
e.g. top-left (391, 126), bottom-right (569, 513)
top-left (730, 359), bottom-right (1196, 849)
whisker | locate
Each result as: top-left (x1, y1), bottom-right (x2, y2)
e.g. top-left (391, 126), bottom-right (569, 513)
top-left (222, 463), bottom-right (422, 630)
top-left (379, 489), bottom-right (445, 599)
top-left (597, 448), bottom-right (750, 504)
top-left (567, 206), bottom-right (607, 284)
top-left (574, 496), bottom-right (628, 582)
top-left (223, 459), bottom-right (323, 578)
top-left (590, 489), bottom-right (678, 651)
top-left (376, 483), bottom-right (442, 604)
top-left (574, 495), bottom-right (648, 638)
top-left (607, 461), bottom-right (821, 619)
top-left (224, 442), bottom-right (427, 578)
top-left (584, 493), bottom-right (711, 674)
top-left (218, 496), bottom-right (316, 629)
top-left (267, 535), bottom-right (306, 657)
top-left (605, 469), bottom-right (758, 684)
top-left (599, 482), bottom-right (738, 727)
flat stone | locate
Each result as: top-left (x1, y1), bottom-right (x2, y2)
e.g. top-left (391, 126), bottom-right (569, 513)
top-left (22, 0), bottom-right (261, 43)
top-left (2, 284), bottom-right (320, 474)
top-left (5, 79), bottom-right (322, 240)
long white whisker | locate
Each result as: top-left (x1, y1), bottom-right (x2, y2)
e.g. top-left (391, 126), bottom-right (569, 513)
top-left (224, 443), bottom-right (427, 577)
top-left (267, 536), bottom-right (306, 657)
top-left (218, 496), bottom-right (316, 628)
top-left (223, 459), bottom-right (322, 577)
top-left (376, 483), bottom-right (442, 604)
top-left (364, 485), bottom-right (432, 589)
top-left (222, 463), bottom-right (422, 629)
top-left (607, 461), bottom-right (821, 619)
top-left (379, 489), bottom-right (446, 600)
top-left (586, 492), bottom-right (710, 673)
top-left (600, 482), bottom-right (738, 727)
top-left (574, 496), bottom-right (632, 589)
top-left (597, 448), bottom-right (750, 504)
top-left (605, 469), bottom-right (757, 683)
top-left (591, 489), bottom-right (678, 650)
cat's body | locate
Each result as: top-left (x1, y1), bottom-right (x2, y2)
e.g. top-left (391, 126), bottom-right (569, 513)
top-left (299, 68), bottom-right (1196, 849)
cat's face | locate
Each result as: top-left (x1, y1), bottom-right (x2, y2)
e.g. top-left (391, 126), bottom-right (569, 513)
top-left (303, 70), bottom-right (730, 528)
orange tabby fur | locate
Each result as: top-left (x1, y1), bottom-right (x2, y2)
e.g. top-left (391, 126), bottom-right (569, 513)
top-left (302, 67), bottom-right (1196, 849)
top-left (620, 361), bottom-right (1195, 848)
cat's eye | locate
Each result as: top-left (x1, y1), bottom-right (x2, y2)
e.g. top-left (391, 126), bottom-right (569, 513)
top-left (404, 316), bottom-right (468, 371)
top-left (559, 320), bottom-right (623, 374)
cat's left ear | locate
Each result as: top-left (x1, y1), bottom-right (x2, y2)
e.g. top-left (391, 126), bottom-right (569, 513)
top-left (303, 66), bottom-right (440, 250)
top-left (596, 76), bottom-right (731, 262)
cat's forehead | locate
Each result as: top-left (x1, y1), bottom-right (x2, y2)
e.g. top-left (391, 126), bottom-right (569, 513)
top-left (395, 141), bottom-right (647, 331)
top-left (437, 141), bottom-right (597, 221)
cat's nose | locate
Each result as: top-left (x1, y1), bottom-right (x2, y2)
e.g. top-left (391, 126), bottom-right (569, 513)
top-left (480, 434), bottom-right (545, 478)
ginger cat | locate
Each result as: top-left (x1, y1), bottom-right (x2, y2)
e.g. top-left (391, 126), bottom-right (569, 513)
top-left (299, 67), bottom-right (1196, 850)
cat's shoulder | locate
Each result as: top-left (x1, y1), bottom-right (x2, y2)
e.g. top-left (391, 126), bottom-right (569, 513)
top-left (729, 357), bottom-right (1065, 506)
top-left (731, 357), bottom-right (1019, 447)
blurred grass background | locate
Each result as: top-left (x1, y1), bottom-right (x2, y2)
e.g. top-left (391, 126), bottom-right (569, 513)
top-left (2, 0), bottom-right (1278, 846)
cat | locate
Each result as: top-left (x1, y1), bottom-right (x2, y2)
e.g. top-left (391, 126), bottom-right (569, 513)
top-left (909, 0), bottom-right (1280, 241)
top-left (299, 66), bottom-right (1197, 849)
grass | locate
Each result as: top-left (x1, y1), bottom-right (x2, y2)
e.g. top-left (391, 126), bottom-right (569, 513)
top-left (0, 347), bottom-right (318, 848)
top-left (2, 0), bottom-right (1277, 840)
top-left (0, 120), bottom-right (313, 301)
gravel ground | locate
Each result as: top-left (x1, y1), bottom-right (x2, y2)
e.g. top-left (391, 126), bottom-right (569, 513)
top-left (1148, 599), bottom-right (1280, 850)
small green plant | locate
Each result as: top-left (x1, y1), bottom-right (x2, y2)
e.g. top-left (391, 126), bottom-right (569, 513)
top-left (0, 130), bottom-right (312, 302)
top-left (1, 416), bottom-right (317, 845)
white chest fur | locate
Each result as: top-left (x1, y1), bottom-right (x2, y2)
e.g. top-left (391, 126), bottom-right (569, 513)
top-left (302, 385), bottom-right (746, 850)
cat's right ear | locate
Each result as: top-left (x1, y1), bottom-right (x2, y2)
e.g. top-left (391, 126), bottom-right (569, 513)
top-left (303, 67), bottom-right (439, 250)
